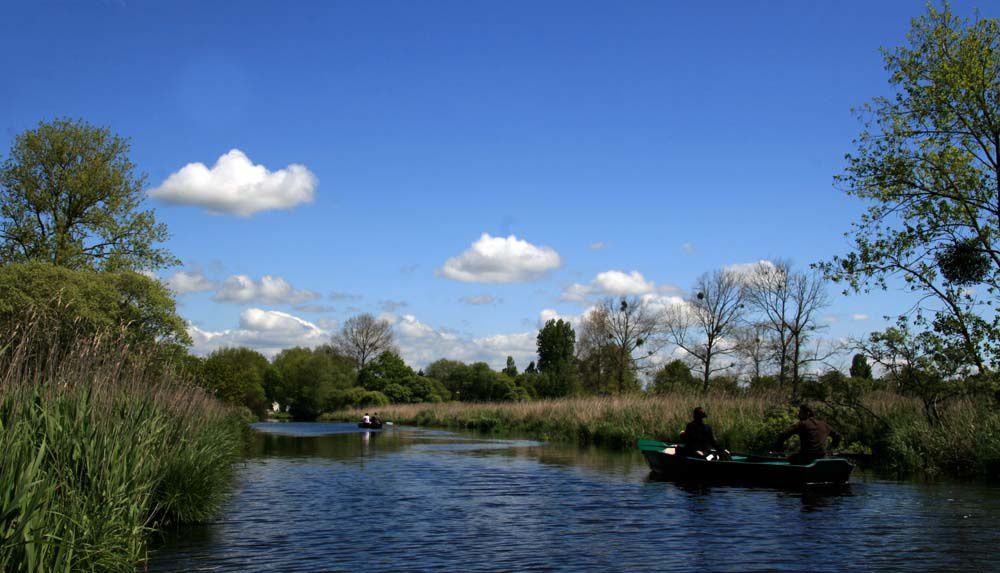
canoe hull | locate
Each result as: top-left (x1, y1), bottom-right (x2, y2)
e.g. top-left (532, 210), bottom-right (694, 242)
top-left (358, 422), bottom-right (383, 429)
top-left (639, 441), bottom-right (852, 486)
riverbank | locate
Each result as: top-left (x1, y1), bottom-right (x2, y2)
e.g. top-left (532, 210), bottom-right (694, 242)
top-left (325, 393), bottom-right (1000, 479)
top-left (0, 337), bottom-right (247, 572)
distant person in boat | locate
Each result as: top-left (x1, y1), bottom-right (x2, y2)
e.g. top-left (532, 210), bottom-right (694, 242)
top-left (773, 404), bottom-right (842, 464)
top-left (680, 407), bottom-right (719, 458)
top-left (362, 413), bottom-right (371, 425)
top-left (371, 412), bottom-right (382, 425)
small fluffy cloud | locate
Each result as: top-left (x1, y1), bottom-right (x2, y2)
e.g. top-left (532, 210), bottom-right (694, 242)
top-left (562, 270), bottom-right (657, 302)
top-left (682, 242), bottom-right (696, 255)
top-left (852, 313), bottom-right (870, 321)
top-left (165, 269), bottom-right (215, 295)
top-left (213, 275), bottom-right (319, 305)
top-left (148, 149), bottom-right (317, 216)
top-left (189, 308), bottom-right (329, 357)
top-left (590, 241), bottom-right (607, 251)
top-left (439, 234), bottom-right (561, 283)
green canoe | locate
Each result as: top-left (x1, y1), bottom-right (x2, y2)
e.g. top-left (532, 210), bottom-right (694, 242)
top-left (638, 439), bottom-right (853, 486)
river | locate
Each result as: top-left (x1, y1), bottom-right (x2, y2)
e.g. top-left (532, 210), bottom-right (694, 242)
top-left (146, 422), bottom-right (1000, 572)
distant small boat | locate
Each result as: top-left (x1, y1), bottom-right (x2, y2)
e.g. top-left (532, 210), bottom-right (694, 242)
top-left (358, 421), bottom-right (383, 429)
top-left (638, 440), bottom-right (853, 486)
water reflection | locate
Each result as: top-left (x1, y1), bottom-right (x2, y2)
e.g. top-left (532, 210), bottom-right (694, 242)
top-left (148, 424), bottom-right (1000, 573)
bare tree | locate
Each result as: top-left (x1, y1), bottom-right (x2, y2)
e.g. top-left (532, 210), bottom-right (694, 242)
top-left (579, 297), bottom-right (662, 394)
top-left (733, 322), bottom-right (774, 384)
top-left (662, 269), bottom-right (746, 391)
top-left (333, 313), bottom-right (395, 369)
top-left (744, 261), bottom-right (832, 397)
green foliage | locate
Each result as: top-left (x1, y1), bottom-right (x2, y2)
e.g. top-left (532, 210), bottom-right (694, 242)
top-left (503, 355), bottom-right (518, 377)
top-left (651, 360), bottom-right (698, 394)
top-left (536, 319), bottom-right (578, 397)
top-left (849, 353), bottom-right (873, 379)
top-left (268, 346), bottom-right (356, 420)
top-left (0, 332), bottom-right (243, 572)
top-left (0, 261), bottom-right (190, 349)
top-left (0, 118), bottom-right (174, 271)
top-left (819, 5), bottom-right (1000, 372)
top-left (200, 347), bottom-right (269, 417)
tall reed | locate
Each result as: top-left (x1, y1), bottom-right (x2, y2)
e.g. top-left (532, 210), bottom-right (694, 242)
top-left (0, 318), bottom-right (245, 572)
top-left (331, 390), bottom-right (1000, 479)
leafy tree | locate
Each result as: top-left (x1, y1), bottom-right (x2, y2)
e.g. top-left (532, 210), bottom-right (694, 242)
top-left (849, 353), bottom-right (873, 380)
top-left (425, 359), bottom-right (472, 399)
top-left (651, 359), bottom-right (698, 394)
top-left (525, 361), bottom-right (537, 374)
top-left (503, 356), bottom-right (518, 378)
top-left (0, 261), bottom-right (189, 349)
top-left (536, 318), bottom-right (579, 397)
top-left (0, 118), bottom-right (174, 271)
top-left (269, 346), bottom-right (356, 419)
top-left (200, 347), bottom-right (269, 416)
top-left (359, 351), bottom-right (415, 393)
top-left (819, 5), bottom-right (1000, 372)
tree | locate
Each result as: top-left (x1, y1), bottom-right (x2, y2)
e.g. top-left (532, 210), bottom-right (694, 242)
top-left (200, 347), bottom-right (269, 416)
top-left (745, 261), bottom-right (832, 397)
top-left (849, 353), bottom-right (873, 380)
top-left (503, 356), bottom-right (518, 378)
top-left (818, 5), bottom-right (1000, 373)
top-left (579, 298), bottom-right (661, 394)
top-left (734, 322), bottom-right (775, 384)
top-left (0, 118), bottom-right (174, 271)
top-left (0, 261), bottom-right (189, 350)
top-left (358, 351), bottom-right (415, 393)
top-left (651, 359), bottom-right (698, 394)
top-left (662, 268), bottom-right (746, 391)
top-left (855, 319), bottom-right (969, 425)
top-left (536, 318), bottom-right (578, 397)
top-left (334, 313), bottom-right (394, 369)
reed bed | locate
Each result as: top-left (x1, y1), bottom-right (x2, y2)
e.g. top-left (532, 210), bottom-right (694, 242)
top-left (0, 323), bottom-right (246, 572)
top-left (332, 391), bottom-right (1000, 479)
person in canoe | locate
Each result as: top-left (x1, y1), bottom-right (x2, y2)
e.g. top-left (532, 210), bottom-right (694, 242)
top-left (361, 412), bottom-right (371, 425)
top-left (680, 407), bottom-right (720, 458)
top-left (773, 404), bottom-right (842, 464)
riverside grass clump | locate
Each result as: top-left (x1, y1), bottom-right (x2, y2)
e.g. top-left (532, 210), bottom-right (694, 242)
top-left (331, 391), bottom-right (1000, 479)
top-left (0, 328), bottom-right (246, 572)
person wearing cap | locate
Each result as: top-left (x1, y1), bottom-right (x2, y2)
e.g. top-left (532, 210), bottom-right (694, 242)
top-left (680, 407), bottom-right (718, 458)
top-left (773, 404), bottom-right (842, 464)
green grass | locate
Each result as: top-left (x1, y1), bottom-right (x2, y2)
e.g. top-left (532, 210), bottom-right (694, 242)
top-left (328, 391), bottom-right (1000, 479)
top-left (0, 332), bottom-right (245, 572)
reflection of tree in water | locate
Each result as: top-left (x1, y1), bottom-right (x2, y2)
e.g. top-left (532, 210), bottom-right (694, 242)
top-left (247, 427), bottom-right (414, 461)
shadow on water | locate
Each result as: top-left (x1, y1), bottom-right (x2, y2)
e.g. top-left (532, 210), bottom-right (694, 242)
top-left (147, 423), bottom-right (1000, 573)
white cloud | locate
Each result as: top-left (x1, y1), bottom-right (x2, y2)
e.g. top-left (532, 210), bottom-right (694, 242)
top-left (590, 241), bottom-right (607, 250)
top-left (149, 149), bottom-right (317, 216)
top-left (439, 233), bottom-right (561, 283)
top-left (391, 314), bottom-right (537, 369)
top-left (379, 300), bottom-right (408, 312)
top-left (165, 269), bottom-right (215, 295)
top-left (852, 313), bottom-right (870, 321)
top-left (213, 275), bottom-right (319, 305)
top-left (724, 259), bottom-right (776, 277)
top-left (562, 270), bottom-right (657, 301)
top-left (682, 242), bottom-right (696, 255)
top-left (188, 308), bottom-right (329, 357)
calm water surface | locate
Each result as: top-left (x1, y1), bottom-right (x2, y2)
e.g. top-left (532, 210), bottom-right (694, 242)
top-left (147, 423), bottom-right (1000, 572)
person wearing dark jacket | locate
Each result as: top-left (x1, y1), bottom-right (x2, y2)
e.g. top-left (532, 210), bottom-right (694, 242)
top-left (774, 404), bottom-right (841, 464)
top-left (681, 407), bottom-right (718, 458)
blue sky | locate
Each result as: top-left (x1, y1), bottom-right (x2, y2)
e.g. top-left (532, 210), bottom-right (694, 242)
top-left (1, 1), bottom-right (990, 368)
